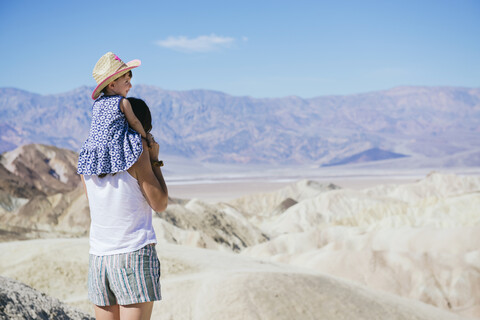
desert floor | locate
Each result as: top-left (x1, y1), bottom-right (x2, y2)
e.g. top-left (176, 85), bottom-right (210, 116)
top-left (1, 168), bottom-right (479, 320)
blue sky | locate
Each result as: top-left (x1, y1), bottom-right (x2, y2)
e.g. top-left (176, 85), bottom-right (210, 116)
top-left (1, 0), bottom-right (479, 98)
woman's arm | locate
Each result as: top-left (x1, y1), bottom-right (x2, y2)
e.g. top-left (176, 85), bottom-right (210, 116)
top-left (130, 139), bottom-right (168, 212)
top-left (80, 175), bottom-right (89, 202)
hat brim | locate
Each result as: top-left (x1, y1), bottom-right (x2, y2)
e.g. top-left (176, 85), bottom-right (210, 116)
top-left (91, 59), bottom-right (141, 100)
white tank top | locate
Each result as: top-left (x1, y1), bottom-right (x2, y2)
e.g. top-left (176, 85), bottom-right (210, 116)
top-left (84, 171), bottom-right (157, 255)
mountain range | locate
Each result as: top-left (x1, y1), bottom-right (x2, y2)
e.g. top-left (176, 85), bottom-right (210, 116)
top-left (1, 85), bottom-right (479, 166)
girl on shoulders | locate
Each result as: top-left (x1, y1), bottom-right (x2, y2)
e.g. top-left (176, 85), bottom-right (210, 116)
top-left (77, 52), bottom-right (148, 175)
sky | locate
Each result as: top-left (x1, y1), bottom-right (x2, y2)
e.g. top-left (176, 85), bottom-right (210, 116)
top-left (0, 0), bottom-right (479, 98)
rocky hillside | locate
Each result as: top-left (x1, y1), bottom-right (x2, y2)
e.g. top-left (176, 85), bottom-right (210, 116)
top-left (0, 143), bottom-right (80, 197)
top-left (0, 276), bottom-right (93, 320)
top-left (0, 144), bottom-right (89, 240)
top-left (1, 85), bottom-right (479, 166)
top-left (0, 143), bottom-right (268, 251)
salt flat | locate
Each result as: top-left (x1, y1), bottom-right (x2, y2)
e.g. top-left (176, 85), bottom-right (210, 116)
top-left (166, 166), bottom-right (438, 201)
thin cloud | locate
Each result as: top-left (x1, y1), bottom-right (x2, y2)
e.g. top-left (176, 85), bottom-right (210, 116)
top-left (156, 34), bottom-right (235, 52)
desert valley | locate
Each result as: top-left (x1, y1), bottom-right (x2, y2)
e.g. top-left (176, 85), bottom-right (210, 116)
top-left (0, 143), bottom-right (479, 319)
top-left (2, 0), bottom-right (480, 315)
top-left (1, 85), bottom-right (479, 319)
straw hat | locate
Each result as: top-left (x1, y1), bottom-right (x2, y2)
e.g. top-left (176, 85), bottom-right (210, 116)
top-left (91, 52), bottom-right (141, 100)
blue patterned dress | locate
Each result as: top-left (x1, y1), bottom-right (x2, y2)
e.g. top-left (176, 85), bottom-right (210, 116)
top-left (77, 95), bottom-right (143, 175)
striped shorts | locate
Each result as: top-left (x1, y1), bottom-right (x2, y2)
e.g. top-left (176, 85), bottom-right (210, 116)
top-left (88, 244), bottom-right (161, 306)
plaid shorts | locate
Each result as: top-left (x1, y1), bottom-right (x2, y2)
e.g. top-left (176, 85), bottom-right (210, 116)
top-left (88, 244), bottom-right (161, 306)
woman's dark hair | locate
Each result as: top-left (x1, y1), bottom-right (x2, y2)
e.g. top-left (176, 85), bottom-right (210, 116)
top-left (128, 97), bottom-right (152, 134)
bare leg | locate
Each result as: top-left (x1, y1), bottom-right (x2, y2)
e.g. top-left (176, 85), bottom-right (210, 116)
top-left (94, 304), bottom-right (120, 320)
top-left (119, 302), bottom-right (154, 320)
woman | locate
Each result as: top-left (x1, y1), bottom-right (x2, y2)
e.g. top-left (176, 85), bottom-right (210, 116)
top-left (81, 97), bottom-right (168, 320)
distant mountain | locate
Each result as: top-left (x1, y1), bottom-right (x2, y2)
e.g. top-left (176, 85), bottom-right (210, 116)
top-left (1, 85), bottom-right (479, 166)
top-left (324, 147), bottom-right (408, 166)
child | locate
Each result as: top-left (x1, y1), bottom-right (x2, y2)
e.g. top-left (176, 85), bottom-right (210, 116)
top-left (77, 52), bottom-right (148, 175)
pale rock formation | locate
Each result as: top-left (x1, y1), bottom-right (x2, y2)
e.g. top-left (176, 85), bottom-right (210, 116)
top-left (240, 172), bottom-right (480, 318)
top-left (0, 275), bottom-right (93, 320)
top-left (156, 199), bottom-right (268, 252)
top-left (0, 238), bottom-right (468, 320)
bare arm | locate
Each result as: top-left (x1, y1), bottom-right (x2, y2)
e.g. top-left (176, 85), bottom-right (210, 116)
top-left (80, 175), bottom-right (89, 202)
top-left (130, 139), bottom-right (168, 212)
top-left (120, 98), bottom-right (147, 138)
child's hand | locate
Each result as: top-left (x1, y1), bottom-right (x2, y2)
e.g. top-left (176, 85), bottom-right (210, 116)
top-left (148, 135), bottom-right (160, 161)
top-left (141, 133), bottom-right (151, 148)
top-left (146, 133), bottom-right (154, 148)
